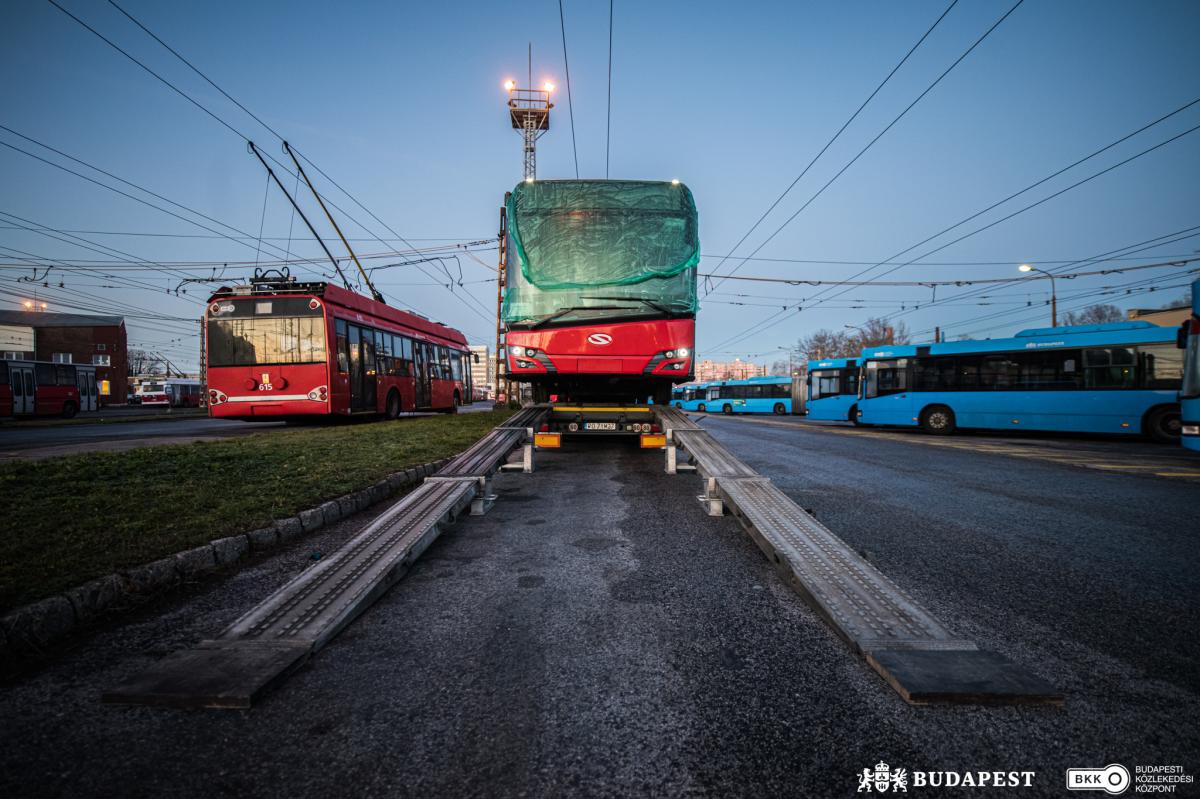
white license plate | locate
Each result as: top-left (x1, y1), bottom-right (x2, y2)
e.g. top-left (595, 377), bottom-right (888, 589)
top-left (584, 422), bottom-right (617, 431)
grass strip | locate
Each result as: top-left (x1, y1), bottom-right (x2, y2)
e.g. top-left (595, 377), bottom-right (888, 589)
top-left (0, 410), bottom-right (512, 612)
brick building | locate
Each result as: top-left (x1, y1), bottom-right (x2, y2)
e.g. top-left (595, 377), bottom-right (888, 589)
top-left (0, 311), bottom-right (128, 405)
top-left (695, 358), bottom-right (767, 382)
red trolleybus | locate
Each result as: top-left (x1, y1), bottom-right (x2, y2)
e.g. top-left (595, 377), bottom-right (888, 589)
top-left (501, 180), bottom-right (698, 406)
top-left (205, 276), bottom-right (472, 420)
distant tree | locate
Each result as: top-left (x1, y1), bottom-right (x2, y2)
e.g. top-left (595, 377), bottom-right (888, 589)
top-left (1061, 303), bottom-right (1123, 326)
top-left (127, 348), bottom-right (163, 376)
top-left (846, 317), bottom-right (911, 351)
top-left (769, 359), bottom-right (793, 376)
top-left (793, 329), bottom-right (855, 361)
top-left (1156, 292), bottom-right (1191, 310)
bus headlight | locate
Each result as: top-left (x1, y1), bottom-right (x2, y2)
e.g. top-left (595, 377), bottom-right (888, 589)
top-left (677, 347), bottom-right (689, 357)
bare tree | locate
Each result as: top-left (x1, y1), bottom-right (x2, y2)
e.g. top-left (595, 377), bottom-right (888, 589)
top-left (769, 359), bottom-right (793, 376)
top-left (127, 348), bottom-right (163, 376)
top-left (794, 329), bottom-right (855, 361)
top-left (1061, 303), bottom-right (1123, 326)
top-left (846, 317), bottom-right (911, 351)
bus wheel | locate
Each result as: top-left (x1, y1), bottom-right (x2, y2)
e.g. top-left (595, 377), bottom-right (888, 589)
top-left (1144, 406), bottom-right (1181, 443)
top-left (61, 400), bottom-right (78, 419)
top-left (849, 404), bottom-right (862, 425)
top-left (773, 403), bottom-right (786, 415)
top-left (920, 405), bottom-right (956, 435)
top-left (385, 391), bottom-right (402, 420)
top-left (698, 403), bottom-right (707, 413)
top-left (722, 404), bottom-right (733, 415)
top-left (448, 392), bottom-right (460, 414)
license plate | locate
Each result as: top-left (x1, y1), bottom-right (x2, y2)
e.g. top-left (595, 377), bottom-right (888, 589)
top-left (584, 422), bottom-right (617, 431)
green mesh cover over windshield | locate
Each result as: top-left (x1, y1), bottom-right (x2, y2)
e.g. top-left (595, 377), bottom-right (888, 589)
top-left (507, 180), bottom-right (699, 290)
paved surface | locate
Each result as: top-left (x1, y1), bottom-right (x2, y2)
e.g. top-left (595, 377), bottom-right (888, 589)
top-left (0, 403), bottom-right (493, 460)
top-left (2, 422), bottom-right (1197, 797)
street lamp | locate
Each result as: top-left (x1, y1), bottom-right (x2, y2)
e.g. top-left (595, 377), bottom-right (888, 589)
top-left (1018, 263), bottom-right (1057, 327)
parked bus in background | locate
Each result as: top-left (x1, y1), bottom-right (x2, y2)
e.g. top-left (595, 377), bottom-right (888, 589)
top-left (136, 380), bottom-right (169, 407)
top-left (671, 382), bottom-right (709, 411)
top-left (1180, 278), bottom-right (1200, 452)
top-left (205, 276), bottom-right (472, 420)
top-left (805, 358), bottom-right (860, 422)
top-left (856, 321), bottom-right (1182, 442)
top-left (0, 360), bottom-right (91, 418)
top-left (704, 376), bottom-right (793, 415)
top-left (165, 378), bottom-right (202, 408)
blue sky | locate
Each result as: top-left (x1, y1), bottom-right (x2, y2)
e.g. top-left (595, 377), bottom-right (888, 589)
top-left (2, 0), bottom-right (1198, 370)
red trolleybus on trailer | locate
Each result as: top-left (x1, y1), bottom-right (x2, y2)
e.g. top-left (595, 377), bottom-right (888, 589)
top-left (205, 276), bottom-right (472, 420)
top-left (502, 180), bottom-right (698, 409)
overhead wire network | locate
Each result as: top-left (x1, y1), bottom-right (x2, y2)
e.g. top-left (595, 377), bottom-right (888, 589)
top-left (38, 0), bottom-right (495, 338)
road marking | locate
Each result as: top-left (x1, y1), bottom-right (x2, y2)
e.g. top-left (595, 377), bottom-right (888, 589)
top-left (710, 415), bottom-right (1200, 483)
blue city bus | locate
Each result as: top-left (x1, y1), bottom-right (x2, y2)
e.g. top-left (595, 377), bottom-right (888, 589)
top-left (671, 382), bottom-right (710, 411)
top-left (704, 376), bottom-right (793, 414)
top-left (856, 321), bottom-right (1183, 442)
top-left (1180, 279), bottom-right (1200, 452)
top-left (805, 358), bottom-right (860, 422)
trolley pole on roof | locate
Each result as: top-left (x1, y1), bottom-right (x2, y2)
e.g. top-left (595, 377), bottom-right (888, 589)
top-left (504, 74), bottom-right (553, 180)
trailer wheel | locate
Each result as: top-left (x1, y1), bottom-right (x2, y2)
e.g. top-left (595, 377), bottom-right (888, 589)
top-left (61, 400), bottom-right (78, 419)
top-left (773, 402), bottom-right (786, 415)
top-left (1144, 405), bottom-right (1181, 443)
top-left (698, 403), bottom-right (707, 413)
top-left (385, 391), bottom-right (402, 420)
top-left (722, 404), bottom-right (733, 415)
top-left (920, 405), bottom-right (956, 435)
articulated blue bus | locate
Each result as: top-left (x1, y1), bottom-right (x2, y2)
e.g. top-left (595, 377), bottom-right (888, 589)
top-left (805, 358), bottom-right (860, 422)
top-left (703, 376), bottom-right (793, 414)
top-left (856, 321), bottom-right (1182, 442)
top-left (1181, 279), bottom-right (1200, 452)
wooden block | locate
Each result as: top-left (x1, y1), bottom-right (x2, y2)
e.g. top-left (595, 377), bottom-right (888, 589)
top-left (102, 640), bottom-right (310, 710)
top-left (867, 648), bottom-right (1062, 706)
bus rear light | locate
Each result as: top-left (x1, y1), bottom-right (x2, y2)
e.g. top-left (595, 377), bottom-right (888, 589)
top-left (651, 424), bottom-right (661, 433)
top-left (209, 389), bottom-right (228, 405)
top-left (307, 386), bottom-right (329, 402)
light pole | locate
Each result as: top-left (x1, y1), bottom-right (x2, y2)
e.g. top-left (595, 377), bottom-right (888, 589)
top-left (1018, 263), bottom-right (1057, 327)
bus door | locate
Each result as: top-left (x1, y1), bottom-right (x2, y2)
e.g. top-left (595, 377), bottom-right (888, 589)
top-left (77, 369), bottom-right (97, 412)
top-left (414, 343), bottom-right (432, 408)
top-left (11, 364), bottom-right (34, 415)
top-left (348, 325), bottom-right (366, 411)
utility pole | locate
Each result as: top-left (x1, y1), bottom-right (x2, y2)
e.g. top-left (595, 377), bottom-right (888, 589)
top-left (495, 199), bottom-right (511, 406)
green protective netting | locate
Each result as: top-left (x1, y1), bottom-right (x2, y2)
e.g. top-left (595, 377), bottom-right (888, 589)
top-left (502, 180), bottom-right (699, 325)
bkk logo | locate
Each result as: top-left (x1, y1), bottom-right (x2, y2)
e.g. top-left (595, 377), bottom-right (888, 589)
top-left (587, 333), bottom-right (613, 345)
top-left (1066, 765), bottom-right (1130, 795)
top-left (857, 762), bottom-right (1037, 792)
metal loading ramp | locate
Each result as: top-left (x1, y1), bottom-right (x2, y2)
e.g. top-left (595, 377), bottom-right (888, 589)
top-left (655, 408), bottom-right (1060, 705)
top-left (106, 412), bottom-right (543, 709)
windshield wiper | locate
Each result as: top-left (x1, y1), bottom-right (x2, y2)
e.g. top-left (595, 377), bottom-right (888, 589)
top-left (580, 296), bottom-right (673, 315)
top-left (527, 305), bottom-right (624, 329)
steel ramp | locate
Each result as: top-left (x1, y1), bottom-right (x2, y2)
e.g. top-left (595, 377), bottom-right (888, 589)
top-left (106, 421), bottom-right (540, 710)
top-left (105, 478), bottom-right (478, 709)
top-left (654, 405), bottom-right (702, 431)
top-left (671, 428), bottom-right (1060, 705)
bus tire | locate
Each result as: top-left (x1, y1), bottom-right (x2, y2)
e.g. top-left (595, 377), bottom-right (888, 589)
top-left (773, 402), bottom-right (786, 415)
top-left (920, 405), bottom-right (956, 435)
top-left (448, 391), bottom-right (460, 414)
top-left (698, 403), bottom-right (707, 413)
top-left (1144, 405), bottom-right (1181, 443)
top-left (722, 404), bottom-right (733, 415)
top-left (849, 404), bottom-right (861, 425)
top-left (61, 400), bottom-right (78, 419)
top-left (385, 390), bottom-right (402, 420)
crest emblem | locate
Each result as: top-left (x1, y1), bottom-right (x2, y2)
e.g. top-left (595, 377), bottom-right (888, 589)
top-left (587, 333), bottom-right (613, 345)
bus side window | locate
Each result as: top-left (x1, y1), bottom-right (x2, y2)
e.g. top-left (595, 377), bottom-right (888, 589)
top-left (1084, 347), bottom-right (1135, 389)
top-left (335, 320), bottom-right (349, 373)
top-left (451, 352), bottom-right (462, 382)
top-left (400, 337), bottom-right (413, 376)
top-left (1139, 344), bottom-right (1183, 389)
top-left (35, 363), bottom-right (55, 385)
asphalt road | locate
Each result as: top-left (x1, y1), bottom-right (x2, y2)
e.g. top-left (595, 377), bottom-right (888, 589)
top-left (1, 417), bottom-right (1197, 797)
top-left (0, 402), bottom-right (494, 459)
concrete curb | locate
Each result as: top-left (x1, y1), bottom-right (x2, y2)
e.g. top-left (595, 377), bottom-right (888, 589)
top-left (0, 456), bottom-right (453, 662)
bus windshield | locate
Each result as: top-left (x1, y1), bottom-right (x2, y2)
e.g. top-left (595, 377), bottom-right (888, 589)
top-left (207, 297), bottom-right (326, 367)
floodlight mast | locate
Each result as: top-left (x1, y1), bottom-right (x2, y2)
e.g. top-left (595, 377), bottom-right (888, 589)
top-left (504, 79), bottom-right (553, 180)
